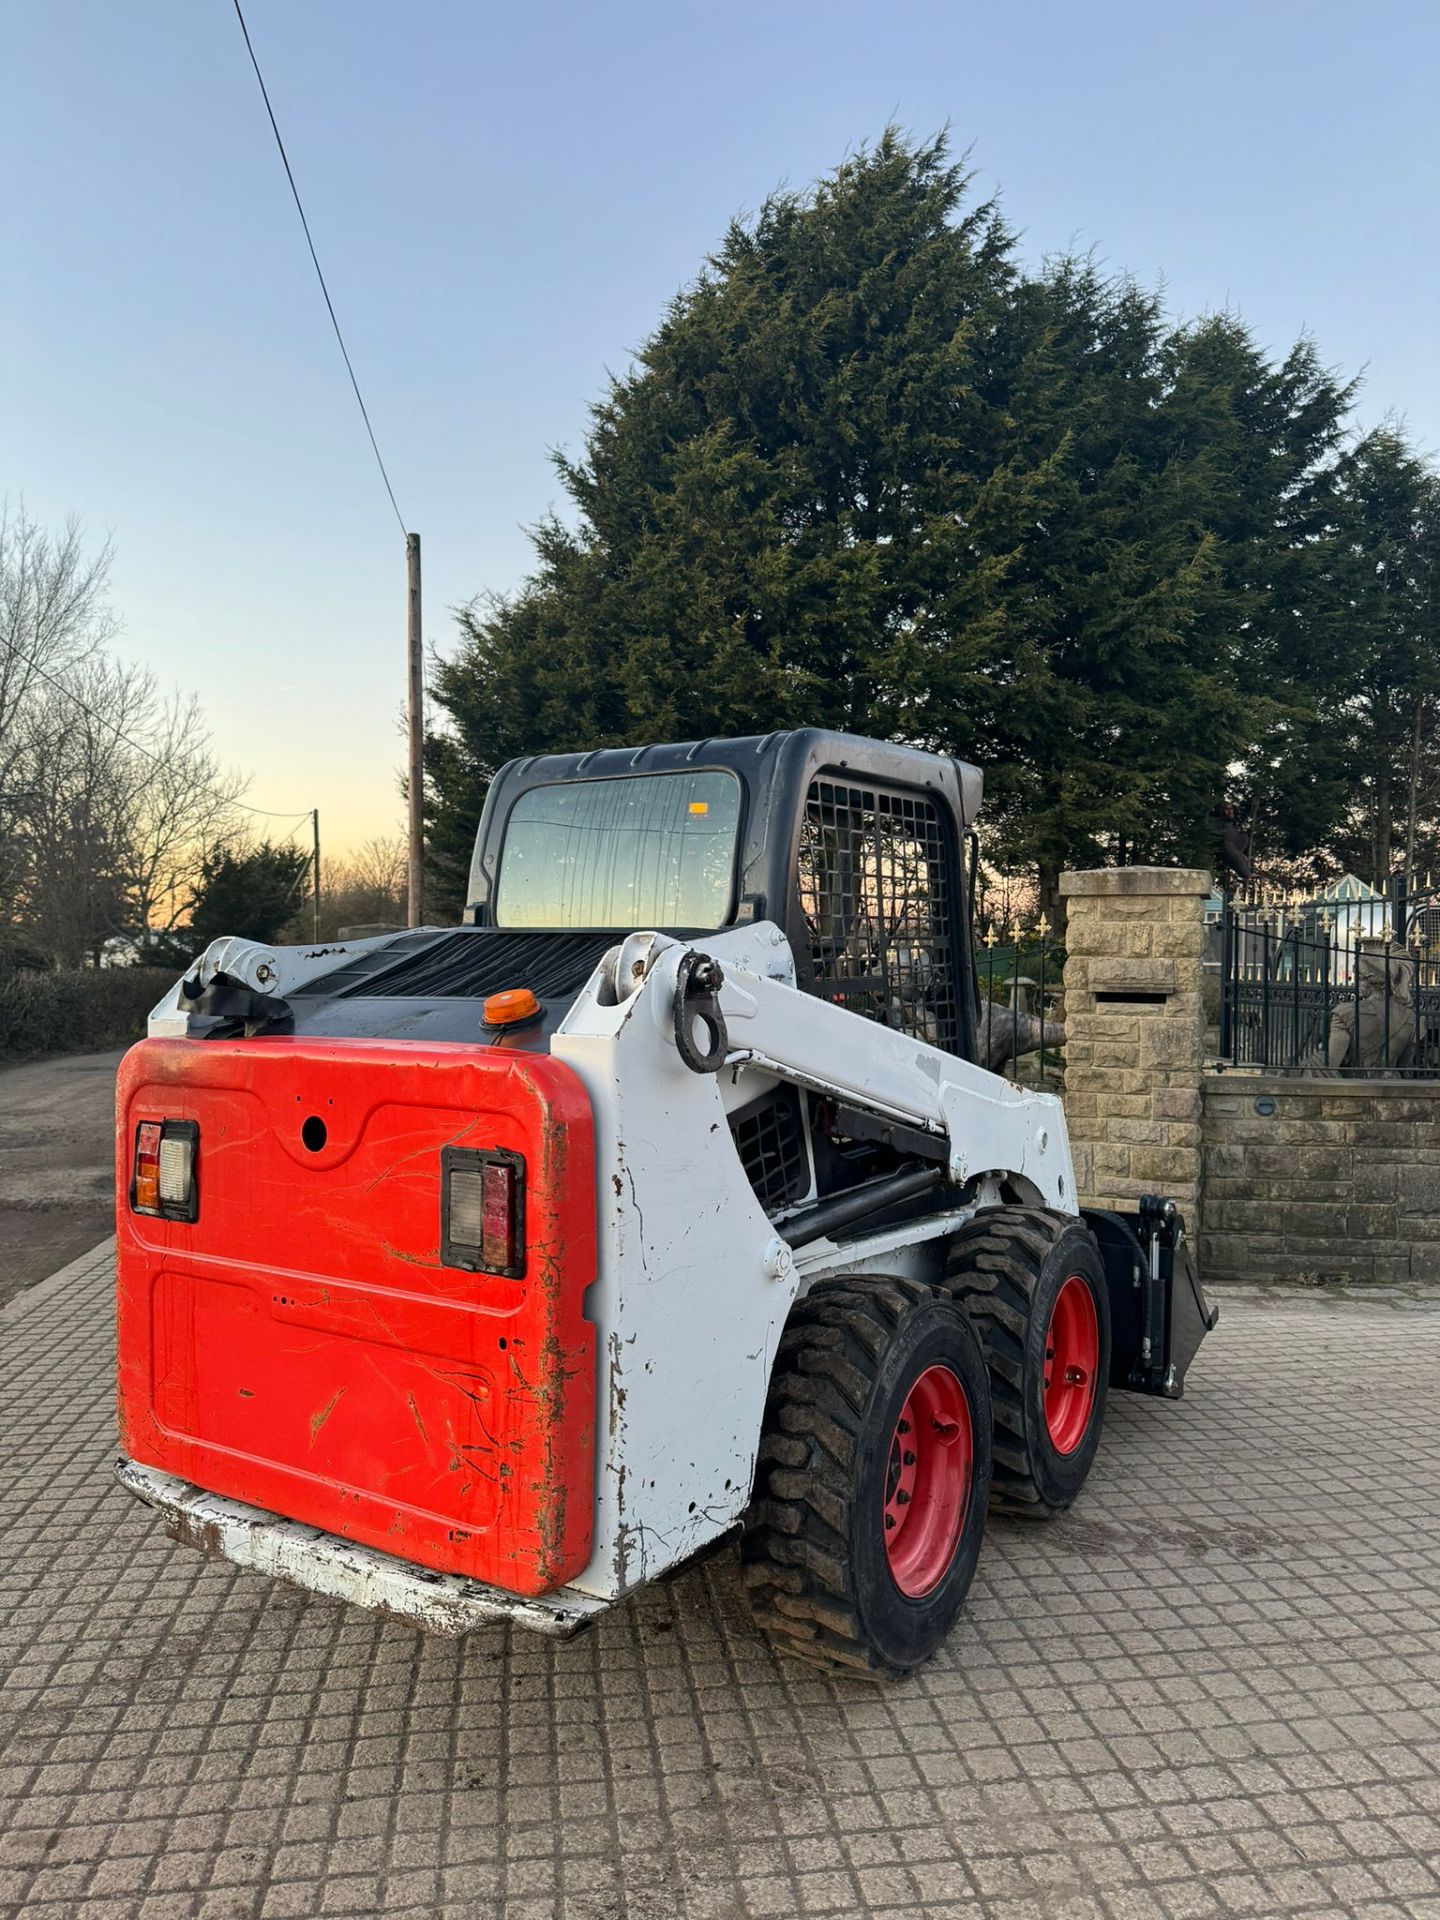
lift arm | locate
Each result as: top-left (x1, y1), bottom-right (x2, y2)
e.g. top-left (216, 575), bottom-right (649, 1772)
top-left (591, 926), bottom-right (1077, 1214)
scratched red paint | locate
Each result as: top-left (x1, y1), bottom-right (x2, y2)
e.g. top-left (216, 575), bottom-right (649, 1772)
top-left (115, 1036), bottom-right (597, 1596)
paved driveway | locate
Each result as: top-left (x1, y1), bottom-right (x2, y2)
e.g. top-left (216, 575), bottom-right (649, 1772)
top-left (2, 1247), bottom-right (1438, 1919)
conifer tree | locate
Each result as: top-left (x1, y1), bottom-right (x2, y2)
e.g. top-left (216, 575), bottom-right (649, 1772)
top-left (1303, 430), bottom-right (1440, 884)
top-left (426, 130), bottom-right (1363, 919)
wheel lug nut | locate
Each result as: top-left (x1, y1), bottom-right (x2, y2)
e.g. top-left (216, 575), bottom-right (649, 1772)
top-left (885, 1514), bottom-right (895, 1530)
top-left (903, 1450), bottom-right (916, 1466)
top-left (898, 1420), bottom-right (910, 1434)
top-left (895, 1490), bottom-right (910, 1505)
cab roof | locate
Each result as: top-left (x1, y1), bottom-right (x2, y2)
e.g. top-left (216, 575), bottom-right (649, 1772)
top-left (465, 727), bottom-right (982, 926)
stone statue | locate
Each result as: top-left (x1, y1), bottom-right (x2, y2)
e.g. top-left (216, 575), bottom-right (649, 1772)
top-left (979, 1004), bottom-right (1067, 1073)
top-left (1300, 939), bottom-right (1415, 1074)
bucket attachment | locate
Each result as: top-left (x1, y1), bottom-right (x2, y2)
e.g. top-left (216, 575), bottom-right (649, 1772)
top-left (1083, 1197), bottom-right (1218, 1398)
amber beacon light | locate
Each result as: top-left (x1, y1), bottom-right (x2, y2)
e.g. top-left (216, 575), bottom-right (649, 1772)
top-left (483, 986), bottom-right (541, 1027)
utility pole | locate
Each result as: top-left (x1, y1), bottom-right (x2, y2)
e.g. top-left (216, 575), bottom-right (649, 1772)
top-left (406, 531), bottom-right (424, 927)
top-left (311, 808), bottom-right (322, 941)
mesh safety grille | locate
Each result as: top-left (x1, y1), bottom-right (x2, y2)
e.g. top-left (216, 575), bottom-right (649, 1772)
top-left (797, 778), bottom-right (959, 1053)
top-left (729, 1090), bottom-right (808, 1214)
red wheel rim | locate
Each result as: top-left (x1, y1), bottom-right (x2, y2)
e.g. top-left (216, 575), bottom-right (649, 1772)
top-left (883, 1363), bottom-right (973, 1598)
top-left (1044, 1275), bottom-right (1099, 1455)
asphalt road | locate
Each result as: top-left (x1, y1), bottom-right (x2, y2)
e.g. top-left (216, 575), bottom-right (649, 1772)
top-left (0, 1047), bottom-right (122, 1308)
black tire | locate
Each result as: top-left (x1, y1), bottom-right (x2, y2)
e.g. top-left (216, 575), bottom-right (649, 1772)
top-left (942, 1208), bottom-right (1110, 1518)
top-left (741, 1275), bottom-right (992, 1677)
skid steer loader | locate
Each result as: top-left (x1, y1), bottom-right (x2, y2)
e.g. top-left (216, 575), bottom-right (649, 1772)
top-left (115, 729), bottom-right (1216, 1675)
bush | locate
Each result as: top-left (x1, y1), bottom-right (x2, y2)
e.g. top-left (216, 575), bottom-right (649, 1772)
top-left (0, 966), bottom-right (177, 1065)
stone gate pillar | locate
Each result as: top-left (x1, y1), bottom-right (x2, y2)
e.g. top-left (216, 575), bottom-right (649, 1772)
top-left (1059, 867), bottom-right (1211, 1225)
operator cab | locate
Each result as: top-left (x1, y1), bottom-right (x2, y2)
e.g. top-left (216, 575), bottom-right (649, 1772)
top-left (464, 729), bottom-right (982, 1060)
top-left (282, 729), bottom-right (982, 1113)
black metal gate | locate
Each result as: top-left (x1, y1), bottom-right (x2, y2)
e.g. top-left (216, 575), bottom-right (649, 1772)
top-left (1217, 887), bottom-right (1440, 1075)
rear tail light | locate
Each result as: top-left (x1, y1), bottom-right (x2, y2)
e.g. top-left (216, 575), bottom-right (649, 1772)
top-left (131, 1119), bottom-right (199, 1221)
top-left (442, 1148), bottom-right (525, 1277)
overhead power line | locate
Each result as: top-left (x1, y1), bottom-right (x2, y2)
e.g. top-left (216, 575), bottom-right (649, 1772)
top-left (0, 632), bottom-right (312, 825)
top-left (230, 0), bottom-right (408, 539)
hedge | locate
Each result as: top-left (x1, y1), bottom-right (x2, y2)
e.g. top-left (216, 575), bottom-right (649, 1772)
top-left (0, 967), bottom-right (177, 1065)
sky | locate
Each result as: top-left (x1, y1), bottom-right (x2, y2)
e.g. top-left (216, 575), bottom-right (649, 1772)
top-left (6, 0), bottom-right (1439, 856)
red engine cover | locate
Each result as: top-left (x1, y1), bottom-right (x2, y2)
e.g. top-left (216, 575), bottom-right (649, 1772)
top-left (115, 1036), bottom-right (597, 1597)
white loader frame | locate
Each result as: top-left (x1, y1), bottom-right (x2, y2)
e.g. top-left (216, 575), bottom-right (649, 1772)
top-left (550, 921), bottom-right (1074, 1604)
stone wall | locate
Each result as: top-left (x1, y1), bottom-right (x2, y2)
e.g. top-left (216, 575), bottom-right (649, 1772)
top-left (1056, 865), bottom-right (1440, 1286)
top-left (1060, 867), bottom-right (1210, 1221)
top-left (1201, 1077), bottom-right (1440, 1287)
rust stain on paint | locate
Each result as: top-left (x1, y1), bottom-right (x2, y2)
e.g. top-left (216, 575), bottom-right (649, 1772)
top-left (308, 1387), bottom-right (346, 1446)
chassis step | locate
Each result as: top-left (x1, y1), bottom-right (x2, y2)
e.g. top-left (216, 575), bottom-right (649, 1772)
top-left (115, 1457), bottom-right (611, 1639)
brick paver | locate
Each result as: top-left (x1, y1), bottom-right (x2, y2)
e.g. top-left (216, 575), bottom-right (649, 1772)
top-left (3, 1243), bottom-right (1439, 1919)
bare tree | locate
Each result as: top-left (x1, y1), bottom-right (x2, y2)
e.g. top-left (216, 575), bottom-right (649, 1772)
top-left (0, 504), bottom-right (118, 788)
top-left (350, 836), bottom-right (407, 903)
top-left (7, 656), bottom-right (145, 965)
top-left (115, 688), bottom-right (247, 945)
top-left (302, 835), bottom-right (406, 939)
top-left (0, 509), bottom-right (255, 969)
top-left (0, 508), bottom-right (121, 928)
top-left (6, 659), bottom-right (247, 966)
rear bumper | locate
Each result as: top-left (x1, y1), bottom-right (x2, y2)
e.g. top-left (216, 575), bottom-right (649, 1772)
top-left (115, 1456), bottom-right (610, 1640)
